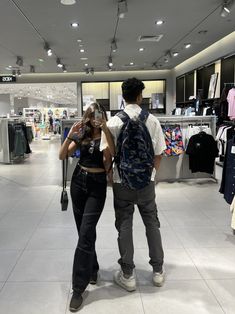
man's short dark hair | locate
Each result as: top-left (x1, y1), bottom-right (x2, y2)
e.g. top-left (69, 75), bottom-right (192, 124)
top-left (122, 78), bottom-right (145, 103)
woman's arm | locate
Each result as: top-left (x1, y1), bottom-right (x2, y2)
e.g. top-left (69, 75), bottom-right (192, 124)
top-left (59, 120), bottom-right (83, 160)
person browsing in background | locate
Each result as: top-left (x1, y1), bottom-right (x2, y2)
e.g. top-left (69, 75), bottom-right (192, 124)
top-left (59, 103), bottom-right (114, 312)
top-left (100, 77), bottom-right (166, 292)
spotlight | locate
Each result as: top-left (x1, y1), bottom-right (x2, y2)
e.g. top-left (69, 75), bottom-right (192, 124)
top-left (16, 56), bottom-right (23, 66)
top-left (17, 69), bottom-right (21, 77)
top-left (155, 20), bottom-right (164, 25)
top-left (185, 43), bottom-right (191, 49)
top-left (56, 58), bottom-right (63, 68)
top-left (71, 22), bottom-right (79, 28)
top-left (221, 0), bottom-right (234, 17)
top-left (108, 56), bottom-right (113, 67)
top-left (30, 65), bottom-right (35, 73)
top-left (118, 0), bottom-right (128, 18)
top-left (62, 65), bottom-right (67, 72)
top-left (44, 42), bottom-right (52, 56)
top-left (173, 52), bottom-right (179, 57)
top-left (111, 39), bottom-right (117, 52)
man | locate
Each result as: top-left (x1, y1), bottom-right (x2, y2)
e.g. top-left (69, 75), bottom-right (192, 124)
top-left (100, 77), bottom-right (166, 291)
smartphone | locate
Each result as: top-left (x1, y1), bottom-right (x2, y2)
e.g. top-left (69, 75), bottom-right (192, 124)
top-left (94, 109), bottom-right (103, 120)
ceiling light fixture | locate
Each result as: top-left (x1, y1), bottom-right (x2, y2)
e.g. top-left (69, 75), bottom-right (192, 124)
top-left (80, 57), bottom-right (88, 60)
top-left (221, 0), bottom-right (234, 17)
top-left (173, 52), bottom-right (179, 57)
top-left (155, 20), bottom-right (164, 25)
top-left (84, 63), bottom-right (88, 67)
top-left (44, 42), bottom-right (52, 56)
top-left (139, 47), bottom-right (145, 52)
top-left (71, 22), bottom-right (79, 28)
top-left (185, 43), bottom-right (191, 49)
top-left (16, 56), bottom-right (23, 66)
top-left (130, 62), bottom-right (134, 66)
top-left (38, 58), bottom-right (44, 62)
top-left (56, 58), bottom-right (63, 68)
top-left (77, 39), bottom-right (82, 42)
top-left (80, 49), bottom-right (85, 53)
top-left (30, 65), bottom-right (35, 73)
top-left (61, 0), bottom-right (76, 5)
top-left (111, 39), bottom-right (118, 52)
top-left (118, 0), bottom-right (128, 18)
top-left (108, 56), bottom-right (113, 67)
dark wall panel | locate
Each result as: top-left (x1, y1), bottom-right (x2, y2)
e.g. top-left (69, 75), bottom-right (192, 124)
top-left (176, 76), bottom-right (185, 102)
top-left (185, 72), bottom-right (194, 100)
top-left (221, 56), bottom-right (235, 92)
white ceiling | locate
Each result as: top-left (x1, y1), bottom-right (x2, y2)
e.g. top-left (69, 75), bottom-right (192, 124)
top-left (0, 0), bottom-right (235, 74)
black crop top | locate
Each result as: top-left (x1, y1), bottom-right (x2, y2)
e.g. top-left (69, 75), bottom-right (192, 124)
top-left (79, 138), bottom-right (104, 169)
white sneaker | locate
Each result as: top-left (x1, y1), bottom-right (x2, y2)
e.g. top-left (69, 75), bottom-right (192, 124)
top-left (114, 270), bottom-right (136, 292)
top-left (153, 269), bottom-right (165, 287)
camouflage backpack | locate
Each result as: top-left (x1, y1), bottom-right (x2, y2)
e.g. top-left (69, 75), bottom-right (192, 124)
top-left (115, 110), bottom-right (154, 190)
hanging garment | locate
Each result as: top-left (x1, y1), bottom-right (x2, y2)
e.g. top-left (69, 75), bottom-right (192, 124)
top-left (161, 124), bottom-right (184, 156)
top-left (230, 196), bottom-right (235, 230)
top-left (186, 132), bottom-right (218, 174)
top-left (8, 124), bottom-right (15, 153)
top-left (219, 136), bottom-right (235, 204)
top-left (219, 87), bottom-right (229, 122)
top-left (13, 128), bottom-right (26, 157)
top-left (227, 88), bottom-right (235, 120)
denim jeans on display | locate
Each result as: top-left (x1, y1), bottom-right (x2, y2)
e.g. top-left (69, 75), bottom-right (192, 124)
top-left (70, 166), bottom-right (107, 294)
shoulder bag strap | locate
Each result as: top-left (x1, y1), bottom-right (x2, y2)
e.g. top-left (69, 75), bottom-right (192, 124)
top-left (62, 157), bottom-right (68, 191)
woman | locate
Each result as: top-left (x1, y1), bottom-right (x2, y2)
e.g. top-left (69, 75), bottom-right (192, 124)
top-left (59, 103), bottom-right (114, 312)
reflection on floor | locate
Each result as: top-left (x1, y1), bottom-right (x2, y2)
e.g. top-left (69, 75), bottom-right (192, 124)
top-left (0, 138), bottom-right (235, 314)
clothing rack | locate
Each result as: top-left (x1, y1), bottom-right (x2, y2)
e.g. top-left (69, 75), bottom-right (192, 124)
top-left (60, 119), bottom-right (82, 183)
top-left (153, 115), bottom-right (217, 182)
top-left (224, 82), bottom-right (235, 87)
top-left (0, 117), bottom-right (27, 164)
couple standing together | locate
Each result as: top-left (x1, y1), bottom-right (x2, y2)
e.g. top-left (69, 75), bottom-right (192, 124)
top-left (59, 77), bottom-right (166, 312)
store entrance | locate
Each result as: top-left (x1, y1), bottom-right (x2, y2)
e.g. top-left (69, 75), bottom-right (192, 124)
top-left (0, 82), bottom-right (78, 163)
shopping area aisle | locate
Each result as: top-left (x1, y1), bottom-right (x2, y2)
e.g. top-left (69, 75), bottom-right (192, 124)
top-left (0, 139), bottom-right (235, 314)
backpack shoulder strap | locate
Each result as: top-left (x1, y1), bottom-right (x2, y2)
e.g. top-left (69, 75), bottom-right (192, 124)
top-left (139, 110), bottom-right (149, 123)
top-left (116, 110), bottom-right (130, 123)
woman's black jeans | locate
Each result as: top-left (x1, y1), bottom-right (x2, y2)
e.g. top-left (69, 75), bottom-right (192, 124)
top-left (70, 165), bottom-right (107, 295)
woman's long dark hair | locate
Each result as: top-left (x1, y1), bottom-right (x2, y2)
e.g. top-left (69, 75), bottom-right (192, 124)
top-left (80, 102), bottom-right (107, 144)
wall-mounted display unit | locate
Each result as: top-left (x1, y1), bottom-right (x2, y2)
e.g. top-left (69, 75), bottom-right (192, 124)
top-left (81, 80), bottom-right (166, 114)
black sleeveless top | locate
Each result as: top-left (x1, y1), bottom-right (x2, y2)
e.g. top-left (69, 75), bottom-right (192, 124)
top-left (79, 138), bottom-right (104, 169)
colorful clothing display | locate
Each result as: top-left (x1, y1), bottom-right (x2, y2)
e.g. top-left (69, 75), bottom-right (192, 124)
top-left (227, 88), bottom-right (235, 120)
top-left (161, 125), bottom-right (184, 156)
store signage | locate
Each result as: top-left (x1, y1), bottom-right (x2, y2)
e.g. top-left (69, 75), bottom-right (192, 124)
top-left (0, 76), bottom-right (16, 83)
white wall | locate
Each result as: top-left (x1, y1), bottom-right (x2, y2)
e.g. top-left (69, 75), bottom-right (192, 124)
top-left (0, 94), bottom-right (11, 115)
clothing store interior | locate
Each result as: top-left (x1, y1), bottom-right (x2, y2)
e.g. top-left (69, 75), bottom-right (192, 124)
top-left (0, 0), bottom-right (235, 313)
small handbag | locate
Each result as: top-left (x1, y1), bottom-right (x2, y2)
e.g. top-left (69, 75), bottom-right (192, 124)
top-left (60, 157), bottom-right (68, 211)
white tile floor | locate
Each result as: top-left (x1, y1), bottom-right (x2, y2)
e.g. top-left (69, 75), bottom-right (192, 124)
top-left (0, 138), bottom-right (235, 314)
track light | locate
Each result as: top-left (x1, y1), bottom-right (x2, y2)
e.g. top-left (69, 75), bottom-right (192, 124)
top-left (221, 0), bottom-right (234, 17)
top-left (108, 56), bottom-right (113, 67)
top-left (16, 56), bottom-right (23, 66)
top-left (84, 67), bottom-right (94, 75)
top-left (61, 0), bottom-right (76, 5)
top-left (44, 42), bottom-right (52, 56)
top-left (30, 65), bottom-right (35, 73)
top-left (17, 69), bottom-right (21, 77)
top-left (56, 58), bottom-right (63, 68)
top-left (111, 39), bottom-right (117, 52)
top-left (118, 0), bottom-right (128, 18)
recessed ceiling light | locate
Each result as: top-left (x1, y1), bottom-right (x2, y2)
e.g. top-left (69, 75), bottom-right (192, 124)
top-left (173, 52), bottom-right (179, 57)
top-left (80, 57), bottom-right (88, 60)
top-left (130, 62), bottom-right (134, 65)
top-left (80, 49), bottom-right (85, 53)
top-left (155, 20), bottom-right (164, 25)
top-left (139, 48), bottom-right (145, 52)
top-left (38, 58), bottom-right (44, 62)
top-left (185, 43), bottom-right (191, 49)
top-left (79, 44), bottom-right (83, 47)
top-left (71, 22), bottom-right (79, 28)
top-left (85, 63), bottom-right (88, 67)
top-left (5, 67), bottom-right (11, 70)
top-left (8, 65), bottom-right (12, 68)
top-left (61, 0), bottom-right (76, 5)
top-left (77, 39), bottom-right (82, 42)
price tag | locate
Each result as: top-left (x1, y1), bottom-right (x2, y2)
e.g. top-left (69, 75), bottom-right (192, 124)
top-left (231, 146), bottom-right (235, 154)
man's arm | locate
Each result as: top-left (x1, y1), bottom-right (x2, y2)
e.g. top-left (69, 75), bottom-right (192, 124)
top-left (154, 155), bottom-right (162, 171)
